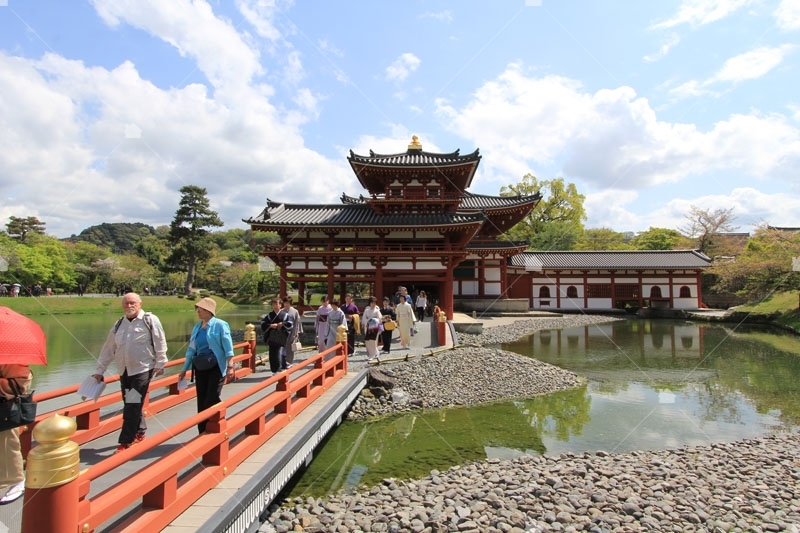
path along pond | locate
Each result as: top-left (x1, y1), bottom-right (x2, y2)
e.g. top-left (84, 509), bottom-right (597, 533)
top-left (24, 312), bottom-right (800, 499)
top-left (287, 318), bottom-right (800, 498)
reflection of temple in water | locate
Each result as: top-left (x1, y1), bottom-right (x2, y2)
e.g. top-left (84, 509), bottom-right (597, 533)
top-left (525, 321), bottom-right (706, 360)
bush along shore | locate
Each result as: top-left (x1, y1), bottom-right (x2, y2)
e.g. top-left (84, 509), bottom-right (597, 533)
top-left (260, 315), bottom-right (800, 533)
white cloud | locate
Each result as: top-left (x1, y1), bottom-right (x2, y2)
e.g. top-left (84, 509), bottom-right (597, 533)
top-left (643, 33), bottom-right (681, 62)
top-left (775, 0), bottom-right (800, 30)
top-left (419, 10), bottom-right (453, 23)
top-left (435, 64), bottom-right (800, 195)
top-left (385, 53), bottom-right (421, 82)
top-left (712, 45), bottom-right (795, 82)
top-left (282, 50), bottom-right (305, 84)
top-left (651, 0), bottom-right (755, 29)
top-left (235, 0), bottom-right (284, 42)
top-left (90, 0), bottom-right (263, 88)
top-left (317, 38), bottom-right (344, 57)
top-left (669, 45), bottom-right (794, 99)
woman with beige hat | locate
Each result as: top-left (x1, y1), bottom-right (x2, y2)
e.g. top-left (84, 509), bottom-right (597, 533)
top-left (178, 297), bottom-right (234, 434)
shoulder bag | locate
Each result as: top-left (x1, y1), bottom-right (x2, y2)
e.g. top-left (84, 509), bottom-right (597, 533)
top-left (0, 378), bottom-right (37, 431)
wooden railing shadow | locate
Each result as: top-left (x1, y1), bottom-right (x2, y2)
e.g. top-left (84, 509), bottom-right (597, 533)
top-left (22, 336), bottom-right (349, 533)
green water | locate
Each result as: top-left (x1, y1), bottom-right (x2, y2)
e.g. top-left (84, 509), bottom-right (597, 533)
top-left (289, 319), bottom-right (800, 498)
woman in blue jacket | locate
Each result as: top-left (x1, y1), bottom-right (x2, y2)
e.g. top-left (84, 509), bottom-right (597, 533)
top-left (178, 297), bottom-right (235, 434)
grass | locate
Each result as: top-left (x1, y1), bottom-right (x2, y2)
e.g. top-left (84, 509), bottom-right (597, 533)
top-left (0, 295), bottom-right (235, 315)
top-left (732, 291), bottom-right (800, 332)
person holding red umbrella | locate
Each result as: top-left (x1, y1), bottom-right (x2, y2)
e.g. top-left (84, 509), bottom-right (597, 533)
top-left (0, 306), bottom-right (46, 505)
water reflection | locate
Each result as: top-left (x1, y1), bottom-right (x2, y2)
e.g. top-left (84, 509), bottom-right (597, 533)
top-left (290, 319), bottom-right (800, 498)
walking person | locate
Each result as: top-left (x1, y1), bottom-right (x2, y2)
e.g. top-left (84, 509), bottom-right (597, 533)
top-left (361, 296), bottom-right (383, 361)
top-left (260, 299), bottom-right (287, 375)
top-left (178, 298), bottom-right (234, 434)
top-left (379, 297), bottom-right (396, 354)
top-left (0, 363), bottom-right (32, 504)
top-left (341, 293), bottom-right (360, 355)
top-left (395, 295), bottom-right (415, 349)
top-left (415, 290), bottom-right (428, 322)
top-left (281, 296), bottom-right (303, 369)
top-left (92, 292), bottom-right (167, 453)
top-left (324, 300), bottom-right (347, 350)
top-left (314, 295), bottom-right (332, 352)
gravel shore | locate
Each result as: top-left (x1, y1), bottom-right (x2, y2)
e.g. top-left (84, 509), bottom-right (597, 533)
top-left (260, 315), bottom-right (800, 532)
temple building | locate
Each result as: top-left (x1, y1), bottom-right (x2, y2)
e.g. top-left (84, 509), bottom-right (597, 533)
top-left (245, 137), bottom-right (710, 316)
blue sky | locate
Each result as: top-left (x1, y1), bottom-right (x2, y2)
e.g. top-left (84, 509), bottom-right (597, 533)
top-left (1, 0), bottom-right (799, 238)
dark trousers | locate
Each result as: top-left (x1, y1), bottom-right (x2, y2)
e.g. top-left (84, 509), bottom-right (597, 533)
top-left (119, 369), bottom-right (152, 445)
top-left (381, 330), bottom-right (393, 353)
top-left (268, 344), bottom-right (282, 373)
top-left (347, 328), bottom-right (355, 355)
top-left (194, 365), bottom-right (225, 434)
top-left (416, 307), bottom-right (426, 322)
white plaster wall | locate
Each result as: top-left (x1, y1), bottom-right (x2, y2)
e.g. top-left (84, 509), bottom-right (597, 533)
top-left (461, 281), bottom-right (479, 296)
top-left (673, 298), bottom-right (698, 309)
top-left (586, 298), bottom-right (612, 309)
top-left (484, 282), bottom-right (501, 295)
top-left (485, 268), bottom-right (501, 281)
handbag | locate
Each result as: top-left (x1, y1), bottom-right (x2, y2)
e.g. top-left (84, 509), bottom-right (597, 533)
top-left (193, 352), bottom-right (218, 371)
top-left (292, 341), bottom-right (302, 352)
top-left (383, 320), bottom-right (396, 331)
top-left (0, 379), bottom-right (37, 431)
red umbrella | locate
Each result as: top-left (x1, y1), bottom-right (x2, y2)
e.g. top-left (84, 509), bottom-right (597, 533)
top-left (0, 306), bottom-right (47, 365)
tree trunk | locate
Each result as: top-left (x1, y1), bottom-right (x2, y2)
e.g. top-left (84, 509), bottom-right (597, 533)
top-left (184, 257), bottom-right (196, 295)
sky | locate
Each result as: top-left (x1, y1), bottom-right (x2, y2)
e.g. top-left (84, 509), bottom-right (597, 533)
top-left (1, 0), bottom-right (799, 239)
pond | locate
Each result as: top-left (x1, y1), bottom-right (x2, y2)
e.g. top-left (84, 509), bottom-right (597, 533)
top-left (287, 319), bottom-right (800, 498)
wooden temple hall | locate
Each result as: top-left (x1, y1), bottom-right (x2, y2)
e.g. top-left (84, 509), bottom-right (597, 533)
top-left (245, 137), bottom-right (711, 318)
top-left (245, 136), bottom-right (540, 319)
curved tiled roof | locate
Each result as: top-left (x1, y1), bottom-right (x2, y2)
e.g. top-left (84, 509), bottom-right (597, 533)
top-left (510, 250), bottom-right (712, 269)
top-left (348, 148), bottom-right (481, 166)
top-left (244, 203), bottom-right (485, 227)
top-left (459, 191), bottom-right (542, 210)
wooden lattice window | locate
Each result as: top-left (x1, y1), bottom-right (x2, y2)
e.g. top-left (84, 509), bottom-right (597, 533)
top-left (539, 286), bottom-right (551, 298)
top-left (566, 286), bottom-right (578, 298)
top-left (650, 286), bottom-right (662, 298)
top-left (614, 284), bottom-right (639, 298)
top-left (679, 286), bottom-right (691, 297)
top-left (587, 284), bottom-right (611, 298)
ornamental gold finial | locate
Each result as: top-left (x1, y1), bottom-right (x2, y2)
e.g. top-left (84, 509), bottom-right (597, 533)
top-left (408, 135), bottom-right (422, 150)
top-left (26, 414), bottom-right (81, 488)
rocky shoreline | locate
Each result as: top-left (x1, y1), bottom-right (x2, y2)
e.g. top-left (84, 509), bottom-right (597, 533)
top-left (259, 315), bottom-right (800, 532)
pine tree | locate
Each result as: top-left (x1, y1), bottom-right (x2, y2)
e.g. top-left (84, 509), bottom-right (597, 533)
top-left (165, 185), bottom-right (223, 294)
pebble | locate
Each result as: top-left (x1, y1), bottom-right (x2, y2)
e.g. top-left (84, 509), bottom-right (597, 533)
top-left (257, 315), bottom-right (800, 532)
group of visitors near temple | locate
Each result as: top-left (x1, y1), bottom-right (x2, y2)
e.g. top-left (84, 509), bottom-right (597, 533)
top-left (308, 286), bottom-right (427, 362)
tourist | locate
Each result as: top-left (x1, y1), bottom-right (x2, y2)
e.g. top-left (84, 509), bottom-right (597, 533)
top-left (178, 297), bottom-right (234, 434)
top-left (324, 300), bottom-right (347, 350)
top-left (280, 296), bottom-right (303, 370)
top-left (415, 290), bottom-right (428, 322)
top-left (314, 295), bottom-right (332, 352)
top-left (361, 296), bottom-right (383, 360)
top-left (260, 298), bottom-right (287, 374)
top-left (395, 295), bottom-right (415, 349)
top-left (92, 293), bottom-right (167, 452)
top-left (341, 293), bottom-right (360, 355)
top-left (379, 297), bottom-right (396, 354)
top-left (0, 363), bottom-right (32, 504)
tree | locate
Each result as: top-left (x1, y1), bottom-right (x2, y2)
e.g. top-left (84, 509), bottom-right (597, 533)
top-left (500, 175), bottom-right (586, 250)
top-left (629, 227), bottom-right (691, 250)
top-left (575, 228), bottom-right (630, 250)
top-left (681, 206), bottom-right (738, 256)
top-left (165, 185), bottom-right (224, 294)
top-left (6, 216), bottom-right (46, 243)
top-left (70, 222), bottom-right (155, 253)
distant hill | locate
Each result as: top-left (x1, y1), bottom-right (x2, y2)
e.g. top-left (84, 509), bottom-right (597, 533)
top-left (68, 222), bottom-right (156, 253)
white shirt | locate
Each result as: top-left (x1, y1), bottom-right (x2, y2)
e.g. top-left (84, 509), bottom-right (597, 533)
top-left (95, 310), bottom-right (168, 377)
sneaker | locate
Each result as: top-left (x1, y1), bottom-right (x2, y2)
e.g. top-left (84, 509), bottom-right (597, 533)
top-left (0, 480), bottom-right (25, 504)
top-left (134, 431), bottom-right (146, 444)
top-left (115, 443), bottom-right (132, 454)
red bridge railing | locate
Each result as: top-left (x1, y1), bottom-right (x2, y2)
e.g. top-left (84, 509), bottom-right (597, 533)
top-left (22, 335), bottom-right (349, 533)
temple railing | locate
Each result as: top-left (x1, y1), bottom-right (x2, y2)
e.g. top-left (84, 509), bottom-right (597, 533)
top-left (22, 338), bottom-right (349, 533)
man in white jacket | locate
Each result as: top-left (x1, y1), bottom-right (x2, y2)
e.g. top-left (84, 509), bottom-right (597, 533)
top-left (92, 293), bottom-right (167, 453)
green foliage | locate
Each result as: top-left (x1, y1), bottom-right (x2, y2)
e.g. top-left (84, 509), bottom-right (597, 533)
top-left (575, 228), bottom-right (631, 250)
top-left (166, 185), bottom-right (224, 294)
top-left (630, 227), bottom-right (691, 250)
top-left (500, 175), bottom-right (586, 250)
top-left (6, 216), bottom-right (46, 243)
top-left (708, 226), bottom-right (800, 298)
top-left (69, 222), bottom-right (155, 253)
top-left (0, 232), bottom-right (76, 288)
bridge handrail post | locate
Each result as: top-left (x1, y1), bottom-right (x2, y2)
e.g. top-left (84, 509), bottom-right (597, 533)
top-left (244, 323), bottom-right (257, 371)
top-left (23, 414), bottom-right (81, 533)
top-left (336, 323), bottom-right (348, 373)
